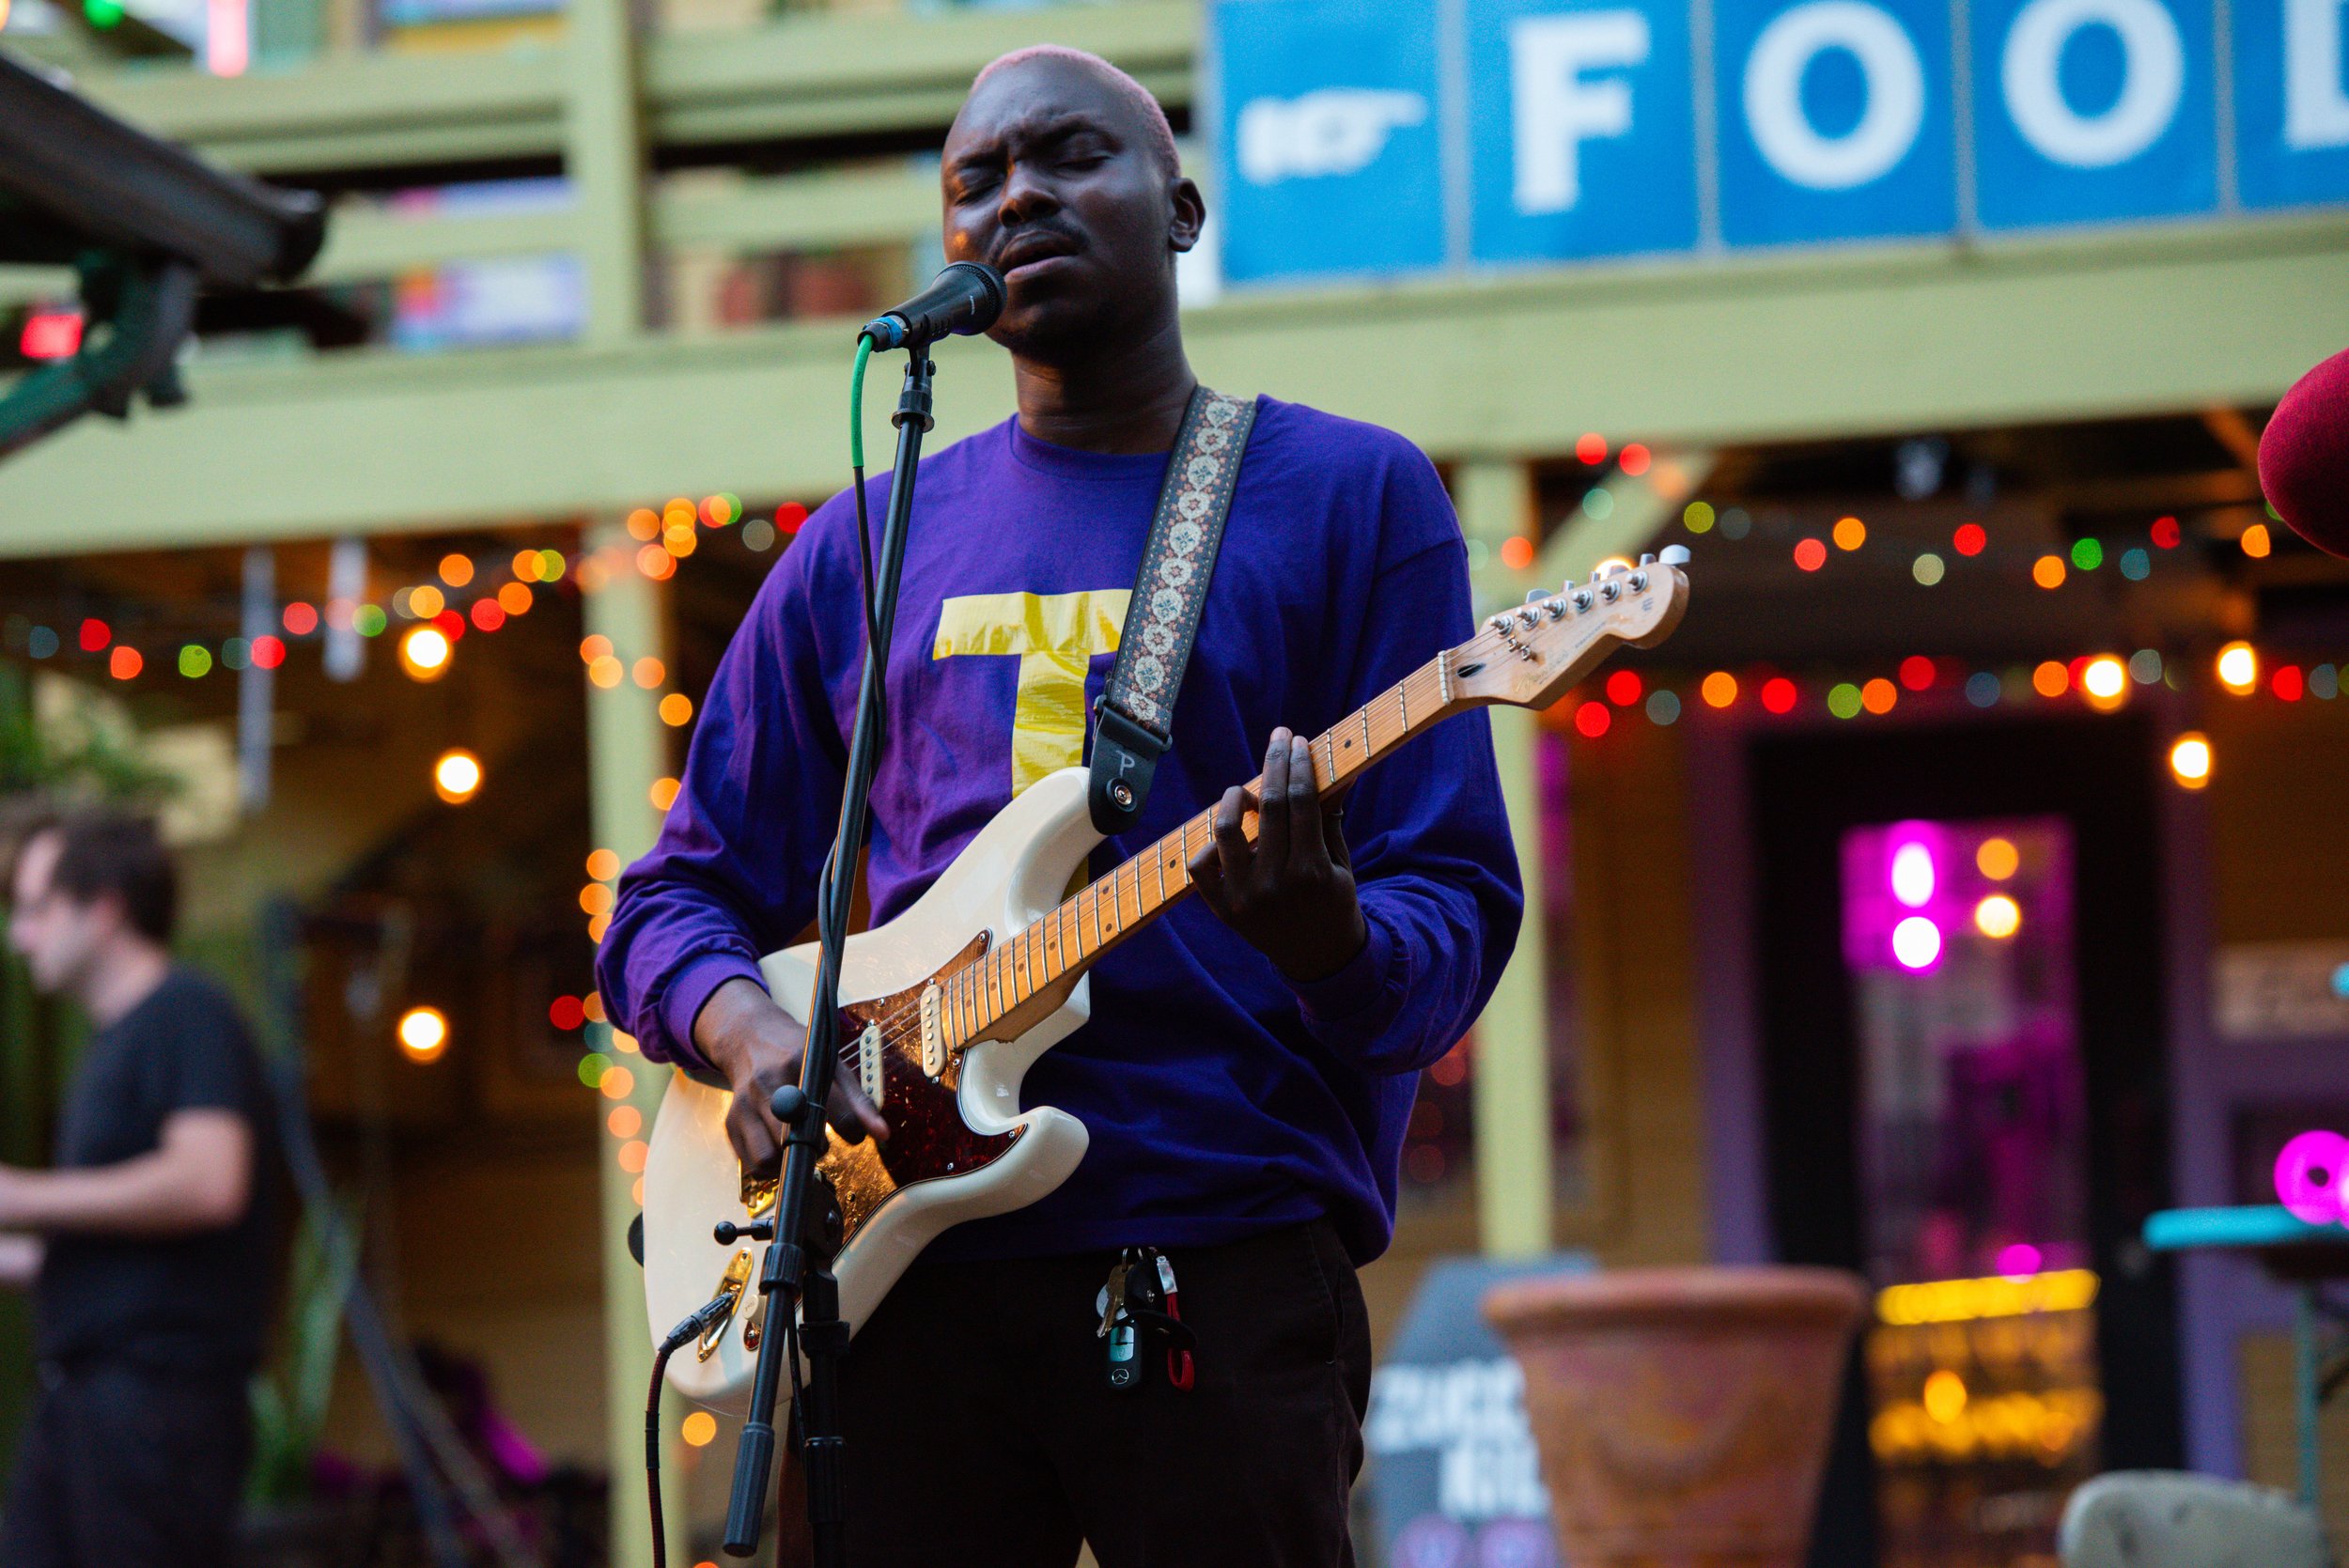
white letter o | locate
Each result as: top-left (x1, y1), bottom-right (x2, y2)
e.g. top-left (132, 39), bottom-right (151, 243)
top-left (1743, 1), bottom-right (1929, 190)
top-left (2000, 0), bottom-right (2184, 167)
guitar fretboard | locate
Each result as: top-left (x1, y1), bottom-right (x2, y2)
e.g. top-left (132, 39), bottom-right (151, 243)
top-left (932, 648), bottom-right (1468, 1054)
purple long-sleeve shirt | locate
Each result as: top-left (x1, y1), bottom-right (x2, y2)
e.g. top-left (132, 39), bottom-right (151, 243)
top-left (598, 396), bottom-right (1521, 1264)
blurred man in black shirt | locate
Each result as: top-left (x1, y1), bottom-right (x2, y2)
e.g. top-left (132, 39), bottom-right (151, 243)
top-left (0, 811), bottom-right (273, 1567)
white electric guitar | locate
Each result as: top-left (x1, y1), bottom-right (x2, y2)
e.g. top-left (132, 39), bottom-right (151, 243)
top-left (644, 549), bottom-right (1690, 1408)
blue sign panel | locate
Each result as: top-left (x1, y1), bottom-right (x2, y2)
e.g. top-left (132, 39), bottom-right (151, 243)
top-left (1466, 0), bottom-right (1701, 263)
top-left (1213, 0), bottom-right (1448, 284)
top-left (2233, 0), bottom-right (2349, 210)
top-left (1969, 0), bottom-right (2218, 228)
top-left (1714, 0), bottom-right (1957, 244)
top-left (1209, 0), bottom-right (2343, 284)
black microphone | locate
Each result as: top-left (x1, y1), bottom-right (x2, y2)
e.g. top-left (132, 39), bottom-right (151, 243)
top-left (858, 261), bottom-right (1005, 350)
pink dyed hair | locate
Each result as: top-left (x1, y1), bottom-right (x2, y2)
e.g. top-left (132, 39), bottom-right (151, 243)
top-left (969, 45), bottom-right (1181, 176)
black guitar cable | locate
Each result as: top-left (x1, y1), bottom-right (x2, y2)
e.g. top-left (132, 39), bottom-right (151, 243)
top-left (649, 1296), bottom-right (748, 1568)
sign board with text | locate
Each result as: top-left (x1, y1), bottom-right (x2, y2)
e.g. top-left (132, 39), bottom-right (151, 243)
top-left (1363, 1253), bottom-right (1595, 1568)
top-left (1211, 0), bottom-right (2349, 283)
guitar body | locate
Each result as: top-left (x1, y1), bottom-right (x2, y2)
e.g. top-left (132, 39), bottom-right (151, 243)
top-left (644, 767), bottom-right (1102, 1410)
top-left (641, 549), bottom-right (1692, 1412)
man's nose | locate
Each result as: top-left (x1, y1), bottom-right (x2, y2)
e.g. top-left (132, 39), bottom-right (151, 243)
top-left (997, 159), bottom-right (1061, 225)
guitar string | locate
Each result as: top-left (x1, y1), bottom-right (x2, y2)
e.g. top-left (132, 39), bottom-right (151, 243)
top-left (818, 614), bottom-right (1551, 1073)
top-left (802, 607), bottom-right (1590, 1074)
top-left (816, 642), bottom-right (1462, 1070)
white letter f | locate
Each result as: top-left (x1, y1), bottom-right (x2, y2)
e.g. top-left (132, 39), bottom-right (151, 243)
top-left (1511, 10), bottom-right (1653, 215)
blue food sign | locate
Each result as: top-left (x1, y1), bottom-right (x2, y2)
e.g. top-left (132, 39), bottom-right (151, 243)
top-left (1210, 0), bottom-right (2349, 281)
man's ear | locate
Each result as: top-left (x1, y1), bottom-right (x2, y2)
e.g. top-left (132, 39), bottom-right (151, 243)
top-left (1167, 176), bottom-right (1206, 256)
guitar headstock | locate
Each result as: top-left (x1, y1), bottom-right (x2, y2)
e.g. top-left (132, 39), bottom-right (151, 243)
top-left (1447, 547), bottom-right (1690, 712)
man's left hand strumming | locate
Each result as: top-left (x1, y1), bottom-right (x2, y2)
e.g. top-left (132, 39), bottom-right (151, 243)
top-left (1189, 726), bottom-right (1369, 985)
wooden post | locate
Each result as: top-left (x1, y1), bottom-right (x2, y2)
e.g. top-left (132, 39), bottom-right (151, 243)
top-left (582, 520), bottom-right (679, 1566)
top-left (1453, 458), bottom-right (1556, 1257)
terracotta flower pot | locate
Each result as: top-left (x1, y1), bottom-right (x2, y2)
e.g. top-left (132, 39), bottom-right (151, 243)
top-left (1484, 1266), bottom-right (1868, 1568)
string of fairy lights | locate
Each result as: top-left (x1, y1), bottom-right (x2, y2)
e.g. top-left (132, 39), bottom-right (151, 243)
top-left (0, 492), bottom-right (805, 687)
top-left (1501, 443), bottom-right (2325, 803)
top-left (2, 489), bottom-right (802, 1237)
top-left (10, 439), bottom-right (2324, 1213)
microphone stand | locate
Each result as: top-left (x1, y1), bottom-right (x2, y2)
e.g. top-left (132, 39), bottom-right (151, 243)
top-left (722, 343), bottom-right (937, 1564)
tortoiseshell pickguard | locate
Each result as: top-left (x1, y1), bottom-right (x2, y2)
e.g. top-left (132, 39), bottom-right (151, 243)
top-left (816, 932), bottom-right (1023, 1244)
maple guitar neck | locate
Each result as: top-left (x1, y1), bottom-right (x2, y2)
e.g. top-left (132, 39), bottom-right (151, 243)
top-left (929, 648), bottom-right (1471, 1059)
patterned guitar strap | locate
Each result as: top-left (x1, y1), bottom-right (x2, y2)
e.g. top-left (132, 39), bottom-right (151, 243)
top-left (1087, 385), bottom-right (1258, 836)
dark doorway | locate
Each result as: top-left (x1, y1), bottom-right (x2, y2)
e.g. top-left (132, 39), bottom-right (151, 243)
top-left (1750, 713), bottom-right (2183, 1567)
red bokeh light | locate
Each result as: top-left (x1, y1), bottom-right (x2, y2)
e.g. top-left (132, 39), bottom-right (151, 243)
top-left (1619, 442), bottom-right (1651, 476)
top-left (1606, 669), bottom-right (1643, 706)
top-left (108, 646), bottom-right (142, 680)
top-left (78, 618), bottom-right (110, 652)
top-left (1575, 432), bottom-right (1608, 465)
top-left (2067, 655), bottom-right (2092, 689)
top-left (2151, 516), bottom-right (2181, 549)
top-left (1793, 538), bottom-right (1828, 571)
top-left (283, 602), bottom-right (319, 636)
top-left (432, 609), bottom-right (466, 643)
top-left (550, 996), bottom-right (586, 1031)
top-left (1953, 523), bottom-right (1987, 557)
top-left (1761, 676), bottom-right (1798, 714)
top-left (21, 311), bottom-right (83, 361)
top-left (1573, 700), bottom-right (1611, 737)
top-left (2275, 665), bottom-right (2306, 702)
top-left (1899, 655), bottom-right (1937, 691)
top-left (777, 503), bottom-right (809, 535)
top-left (470, 598), bottom-right (506, 632)
top-left (250, 635), bottom-right (287, 670)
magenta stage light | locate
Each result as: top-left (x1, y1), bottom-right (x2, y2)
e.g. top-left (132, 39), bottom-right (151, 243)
top-left (2275, 1129), bottom-right (2349, 1226)
top-left (1891, 916), bottom-right (1943, 971)
top-left (1890, 841), bottom-right (1936, 908)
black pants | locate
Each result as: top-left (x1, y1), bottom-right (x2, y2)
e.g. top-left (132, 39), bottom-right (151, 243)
top-left (0, 1358), bottom-right (252, 1568)
top-left (838, 1218), bottom-right (1373, 1567)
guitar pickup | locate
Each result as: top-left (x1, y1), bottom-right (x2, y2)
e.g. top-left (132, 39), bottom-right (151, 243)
top-left (855, 1020), bottom-right (884, 1109)
top-left (919, 983), bottom-right (945, 1079)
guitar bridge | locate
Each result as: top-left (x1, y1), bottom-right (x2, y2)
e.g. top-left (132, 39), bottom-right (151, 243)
top-left (855, 1019), bottom-right (884, 1109)
top-left (696, 1249), bottom-right (754, 1362)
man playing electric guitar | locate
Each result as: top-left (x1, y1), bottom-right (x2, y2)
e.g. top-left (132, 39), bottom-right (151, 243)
top-left (600, 45), bottom-right (1522, 1565)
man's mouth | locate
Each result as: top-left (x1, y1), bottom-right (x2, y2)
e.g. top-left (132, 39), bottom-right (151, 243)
top-left (997, 235), bottom-right (1080, 280)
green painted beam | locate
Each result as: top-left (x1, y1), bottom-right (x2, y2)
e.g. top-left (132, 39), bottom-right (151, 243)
top-left (69, 0), bottom-right (1194, 177)
top-left (1455, 458), bottom-right (1555, 1258)
top-left (1, 217), bottom-right (2343, 556)
top-left (655, 165), bottom-right (939, 256)
top-left (564, 0), bottom-right (647, 345)
top-left (311, 205), bottom-right (583, 285)
top-left (78, 44), bottom-right (568, 173)
top-left (645, 0), bottom-right (1193, 150)
top-left (0, 166), bottom-right (930, 312)
top-left (579, 519), bottom-right (679, 1568)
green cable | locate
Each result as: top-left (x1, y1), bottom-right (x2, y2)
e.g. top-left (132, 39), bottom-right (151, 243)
top-left (849, 334), bottom-right (873, 471)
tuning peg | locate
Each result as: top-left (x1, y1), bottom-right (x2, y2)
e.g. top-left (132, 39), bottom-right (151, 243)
top-left (1639, 552), bottom-right (1656, 567)
top-left (1659, 544), bottom-right (1690, 567)
top-left (1525, 588), bottom-right (1549, 603)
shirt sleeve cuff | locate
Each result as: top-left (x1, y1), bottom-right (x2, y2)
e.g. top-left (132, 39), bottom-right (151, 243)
top-left (656, 951), bottom-right (770, 1072)
top-left (1288, 916), bottom-right (1396, 1034)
